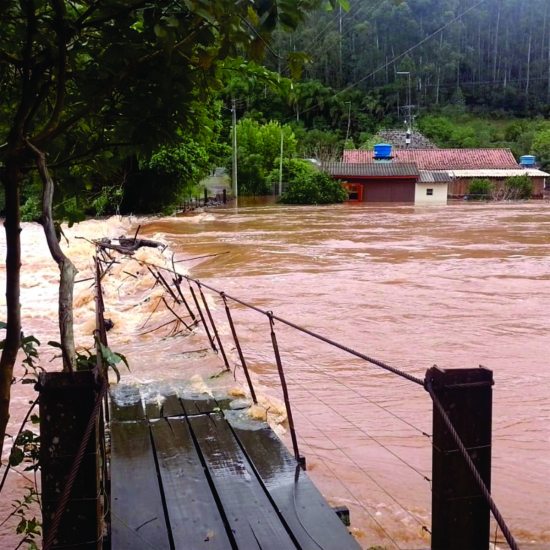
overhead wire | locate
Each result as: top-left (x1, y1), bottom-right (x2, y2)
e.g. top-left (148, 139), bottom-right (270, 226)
top-left (287, 0), bottom-right (489, 122)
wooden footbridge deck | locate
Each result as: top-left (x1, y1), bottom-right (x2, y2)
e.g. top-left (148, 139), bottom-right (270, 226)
top-left (110, 385), bottom-right (360, 550)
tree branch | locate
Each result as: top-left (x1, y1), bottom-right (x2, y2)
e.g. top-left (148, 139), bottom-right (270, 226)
top-left (0, 50), bottom-right (22, 66)
top-left (25, 138), bottom-right (77, 372)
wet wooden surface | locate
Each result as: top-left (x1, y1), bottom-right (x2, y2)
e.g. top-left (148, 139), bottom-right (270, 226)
top-left (110, 385), bottom-right (360, 549)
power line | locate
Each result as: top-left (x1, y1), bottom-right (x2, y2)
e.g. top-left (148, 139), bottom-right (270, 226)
top-left (290, 0), bottom-right (489, 122)
top-left (336, 0), bottom-right (488, 96)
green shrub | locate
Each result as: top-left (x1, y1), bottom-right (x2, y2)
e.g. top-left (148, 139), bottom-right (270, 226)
top-left (504, 175), bottom-right (533, 199)
top-left (277, 160), bottom-right (347, 205)
top-left (468, 178), bottom-right (493, 200)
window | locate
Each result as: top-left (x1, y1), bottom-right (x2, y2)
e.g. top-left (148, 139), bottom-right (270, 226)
top-left (426, 188), bottom-right (434, 196)
top-left (348, 186), bottom-right (359, 200)
top-left (344, 183), bottom-right (362, 201)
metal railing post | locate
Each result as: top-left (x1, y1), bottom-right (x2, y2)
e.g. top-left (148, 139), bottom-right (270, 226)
top-left (221, 293), bottom-right (257, 403)
top-left (268, 313), bottom-right (303, 468)
top-left (426, 366), bottom-right (493, 550)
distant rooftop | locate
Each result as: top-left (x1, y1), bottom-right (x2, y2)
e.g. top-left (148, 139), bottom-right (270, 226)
top-left (343, 149), bottom-right (520, 170)
top-left (322, 162), bottom-right (419, 177)
top-left (377, 130), bottom-right (438, 150)
top-left (418, 170), bottom-right (452, 183)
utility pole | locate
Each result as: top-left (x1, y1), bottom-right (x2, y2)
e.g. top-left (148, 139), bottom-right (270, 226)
top-left (231, 98), bottom-right (238, 202)
top-left (397, 71), bottom-right (412, 147)
top-left (279, 128), bottom-right (284, 196)
top-left (344, 101), bottom-right (352, 146)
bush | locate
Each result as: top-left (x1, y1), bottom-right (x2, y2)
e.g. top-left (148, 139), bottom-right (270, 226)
top-left (276, 160), bottom-right (347, 205)
top-left (504, 175), bottom-right (532, 199)
top-left (468, 178), bottom-right (493, 200)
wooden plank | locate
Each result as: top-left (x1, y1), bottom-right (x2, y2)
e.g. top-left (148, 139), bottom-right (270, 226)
top-left (161, 394), bottom-right (185, 417)
top-left (180, 396), bottom-right (218, 415)
top-left (110, 385), bottom-right (144, 421)
top-left (145, 397), bottom-right (163, 419)
top-left (231, 423), bottom-right (361, 550)
top-left (189, 413), bottom-right (298, 550)
top-left (111, 420), bottom-right (170, 549)
top-left (150, 418), bottom-right (232, 549)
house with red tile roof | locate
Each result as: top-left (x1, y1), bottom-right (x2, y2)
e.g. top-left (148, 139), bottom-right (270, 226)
top-left (343, 148), bottom-right (519, 169)
top-left (342, 148), bottom-right (547, 198)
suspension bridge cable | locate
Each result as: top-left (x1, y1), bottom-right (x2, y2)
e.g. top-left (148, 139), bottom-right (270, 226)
top-left (296, 426), bottom-right (402, 548)
top-left (286, 372), bottom-right (430, 484)
top-left (293, 410), bottom-right (407, 549)
top-left (293, 403), bottom-right (428, 533)
top-left (129, 258), bottom-right (425, 386)
top-left (299, 360), bottom-right (431, 438)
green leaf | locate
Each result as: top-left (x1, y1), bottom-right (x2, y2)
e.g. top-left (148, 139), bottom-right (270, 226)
top-left (130, 20), bottom-right (144, 33)
top-left (0, 321), bottom-right (7, 329)
top-left (9, 447), bottom-right (24, 467)
top-left (47, 341), bottom-right (62, 348)
top-left (110, 362), bottom-right (121, 383)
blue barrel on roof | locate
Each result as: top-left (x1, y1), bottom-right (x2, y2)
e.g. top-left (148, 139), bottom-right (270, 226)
top-left (374, 143), bottom-right (392, 159)
top-left (519, 155), bottom-right (536, 166)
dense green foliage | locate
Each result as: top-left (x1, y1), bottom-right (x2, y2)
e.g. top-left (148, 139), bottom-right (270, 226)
top-left (417, 114), bottom-right (550, 168)
top-left (236, 119), bottom-right (297, 195)
top-left (468, 179), bottom-right (493, 200)
top-left (1, 0), bottom-right (344, 216)
top-left (503, 175), bottom-right (533, 200)
top-left (273, 0), bottom-right (550, 117)
top-left (277, 159), bottom-right (347, 204)
top-left (468, 175), bottom-right (533, 201)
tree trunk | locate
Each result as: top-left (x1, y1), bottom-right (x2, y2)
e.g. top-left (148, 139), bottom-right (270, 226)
top-left (0, 155), bottom-right (23, 458)
top-left (492, 1), bottom-right (501, 81)
top-left (26, 141), bottom-right (77, 372)
top-left (526, 30), bottom-right (532, 96)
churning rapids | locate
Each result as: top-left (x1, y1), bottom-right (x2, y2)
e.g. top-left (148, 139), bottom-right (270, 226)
top-left (1, 201), bottom-right (549, 548)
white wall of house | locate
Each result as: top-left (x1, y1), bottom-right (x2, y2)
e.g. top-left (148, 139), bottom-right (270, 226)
top-left (415, 183), bottom-right (448, 205)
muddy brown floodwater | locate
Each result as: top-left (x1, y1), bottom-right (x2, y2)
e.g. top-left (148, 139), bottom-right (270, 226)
top-left (1, 201), bottom-right (550, 549)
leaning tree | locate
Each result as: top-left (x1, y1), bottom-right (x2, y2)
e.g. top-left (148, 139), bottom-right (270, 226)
top-left (0, 0), bottom-right (346, 455)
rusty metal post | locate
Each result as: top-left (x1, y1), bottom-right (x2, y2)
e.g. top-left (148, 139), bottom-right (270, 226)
top-left (426, 366), bottom-right (493, 550)
top-left (268, 313), bottom-right (304, 468)
top-left (197, 282), bottom-right (230, 370)
top-left (39, 371), bottom-right (102, 549)
top-left (221, 293), bottom-right (257, 403)
top-left (188, 283), bottom-right (217, 352)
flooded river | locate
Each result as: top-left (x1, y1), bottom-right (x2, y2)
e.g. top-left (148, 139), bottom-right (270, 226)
top-left (1, 201), bottom-right (550, 548)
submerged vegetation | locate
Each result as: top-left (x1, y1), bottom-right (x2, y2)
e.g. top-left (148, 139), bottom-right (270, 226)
top-left (277, 160), bottom-right (348, 205)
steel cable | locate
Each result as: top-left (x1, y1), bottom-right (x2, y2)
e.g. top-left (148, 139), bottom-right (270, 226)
top-left (126, 259), bottom-right (425, 386)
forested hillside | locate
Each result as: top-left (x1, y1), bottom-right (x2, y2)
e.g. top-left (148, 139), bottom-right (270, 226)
top-left (272, 0), bottom-right (550, 117)
top-left (3, 0), bottom-right (550, 214)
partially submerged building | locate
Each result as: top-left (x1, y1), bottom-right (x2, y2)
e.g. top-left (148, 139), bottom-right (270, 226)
top-left (322, 161), bottom-right (450, 205)
top-left (321, 145), bottom-right (548, 204)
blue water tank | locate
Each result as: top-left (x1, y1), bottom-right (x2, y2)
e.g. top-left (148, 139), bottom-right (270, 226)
top-left (519, 155), bottom-right (536, 166)
top-left (373, 143), bottom-right (392, 159)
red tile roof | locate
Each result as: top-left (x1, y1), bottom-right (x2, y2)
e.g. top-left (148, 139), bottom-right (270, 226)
top-left (343, 149), bottom-right (520, 170)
